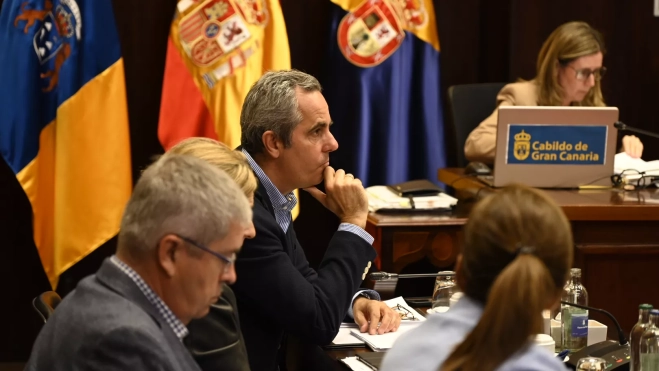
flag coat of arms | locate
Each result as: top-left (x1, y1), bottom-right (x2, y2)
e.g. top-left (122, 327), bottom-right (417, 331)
top-left (323, 0), bottom-right (446, 187)
top-left (158, 0), bottom-right (291, 151)
top-left (0, 0), bottom-right (132, 288)
top-left (159, 0), bottom-right (299, 218)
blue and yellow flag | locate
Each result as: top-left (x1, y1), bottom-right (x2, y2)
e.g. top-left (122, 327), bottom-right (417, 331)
top-left (323, 0), bottom-right (446, 186)
top-left (0, 0), bottom-right (132, 288)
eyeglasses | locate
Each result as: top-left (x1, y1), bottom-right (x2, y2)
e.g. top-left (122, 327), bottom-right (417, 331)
top-left (565, 65), bottom-right (607, 81)
top-left (175, 234), bottom-right (236, 273)
top-left (611, 169), bottom-right (659, 190)
top-left (390, 304), bottom-right (419, 321)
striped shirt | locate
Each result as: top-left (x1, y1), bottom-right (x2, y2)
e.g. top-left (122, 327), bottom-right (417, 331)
top-left (110, 255), bottom-right (189, 340)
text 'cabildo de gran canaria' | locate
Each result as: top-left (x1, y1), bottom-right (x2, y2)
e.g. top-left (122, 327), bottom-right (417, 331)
top-left (513, 130), bottom-right (600, 162)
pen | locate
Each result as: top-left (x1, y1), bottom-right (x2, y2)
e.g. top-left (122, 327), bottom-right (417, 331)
top-left (556, 349), bottom-right (570, 361)
top-left (578, 185), bottom-right (612, 190)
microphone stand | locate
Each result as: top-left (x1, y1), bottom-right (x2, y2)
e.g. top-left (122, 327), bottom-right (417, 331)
top-left (560, 301), bottom-right (628, 346)
top-left (614, 121), bottom-right (659, 140)
top-left (368, 271), bottom-right (455, 281)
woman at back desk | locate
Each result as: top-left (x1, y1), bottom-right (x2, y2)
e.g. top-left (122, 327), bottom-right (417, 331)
top-left (464, 21), bottom-right (643, 165)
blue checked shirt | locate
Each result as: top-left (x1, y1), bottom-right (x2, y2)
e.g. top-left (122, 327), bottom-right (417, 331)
top-left (242, 150), bottom-right (379, 317)
top-left (110, 255), bottom-right (189, 340)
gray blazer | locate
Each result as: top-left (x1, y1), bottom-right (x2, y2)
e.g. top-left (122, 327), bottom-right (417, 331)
top-left (26, 258), bottom-right (202, 371)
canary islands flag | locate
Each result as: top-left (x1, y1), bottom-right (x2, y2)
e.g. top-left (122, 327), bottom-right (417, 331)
top-left (0, 0), bottom-right (132, 289)
top-left (322, 0), bottom-right (446, 186)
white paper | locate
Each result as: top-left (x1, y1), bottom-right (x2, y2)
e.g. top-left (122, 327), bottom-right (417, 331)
top-left (350, 325), bottom-right (418, 351)
top-left (331, 296), bottom-right (425, 348)
top-left (614, 153), bottom-right (659, 179)
top-left (340, 356), bottom-right (378, 371)
top-left (383, 296), bottom-right (427, 323)
top-left (346, 296), bottom-right (425, 351)
top-left (331, 326), bottom-right (364, 346)
top-left (366, 185), bottom-right (457, 212)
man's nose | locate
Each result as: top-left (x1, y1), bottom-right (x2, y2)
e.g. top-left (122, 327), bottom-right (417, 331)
top-left (244, 222), bottom-right (256, 239)
top-left (221, 264), bottom-right (237, 285)
top-left (324, 132), bottom-right (339, 152)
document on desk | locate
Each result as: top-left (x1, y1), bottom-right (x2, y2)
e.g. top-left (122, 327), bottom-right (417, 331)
top-left (614, 153), bottom-right (659, 178)
top-left (366, 185), bottom-right (458, 212)
top-left (331, 297), bottom-right (426, 349)
top-left (348, 296), bottom-right (426, 352)
top-left (340, 357), bottom-right (377, 371)
top-left (330, 323), bottom-right (365, 347)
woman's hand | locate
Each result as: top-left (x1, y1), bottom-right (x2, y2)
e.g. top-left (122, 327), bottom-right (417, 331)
top-left (622, 135), bottom-right (644, 158)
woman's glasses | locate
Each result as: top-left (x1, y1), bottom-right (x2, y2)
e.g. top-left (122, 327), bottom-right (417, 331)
top-left (611, 169), bottom-right (659, 189)
top-left (566, 65), bottom-right (607, 81)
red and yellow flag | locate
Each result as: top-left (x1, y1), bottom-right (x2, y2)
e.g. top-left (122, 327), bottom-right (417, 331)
top-left (159, 0), bottom-right (299, 218)
top-left (158, 0), bottom-right (291, 150)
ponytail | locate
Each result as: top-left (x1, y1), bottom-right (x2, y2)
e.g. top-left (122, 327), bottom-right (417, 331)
top-left (441, 252), bottom-right (556, 371)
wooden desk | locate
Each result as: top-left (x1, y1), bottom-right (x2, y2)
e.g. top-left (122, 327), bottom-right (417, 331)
top-left (365, 207), bottom-right (469, 298)
top-left (366, 168), bottom-right (659, 334)
top-left (366, 206), bottom-right (469, 273)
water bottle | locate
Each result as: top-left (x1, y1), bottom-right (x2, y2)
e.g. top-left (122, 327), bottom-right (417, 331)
top-left (561, 268), bottom-right (589, 353)
top-left (640, 309), bottom-right (659, 371)
top-left (630, 304), bottom-right (653, 371)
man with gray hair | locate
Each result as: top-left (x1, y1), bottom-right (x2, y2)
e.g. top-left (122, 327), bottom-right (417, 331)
top-left (26, 153), bottom-right (254, 371)
top-left (233, 69), bottom-right (400, 371)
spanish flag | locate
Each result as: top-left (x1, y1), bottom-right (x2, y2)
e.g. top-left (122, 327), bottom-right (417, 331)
top-left (322, 0), bottom-right (447, 186)
top-left (158, 0), bottom-right (291, 150)
top-left (158, 0), bottom-right (299, 218)
top-left (0, 0), bottom-right (132, 289)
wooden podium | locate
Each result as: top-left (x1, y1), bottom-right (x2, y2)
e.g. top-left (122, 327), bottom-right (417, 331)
top-left (365, 168), bottom-right (659, 333)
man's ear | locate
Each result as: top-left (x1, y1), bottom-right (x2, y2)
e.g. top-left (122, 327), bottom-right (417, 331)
top-left (157, 235), bottom-right (180, 278)
top-left (262, 130), bottom-right (282, 158)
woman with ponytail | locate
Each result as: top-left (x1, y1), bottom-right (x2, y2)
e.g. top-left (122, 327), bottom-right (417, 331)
top-left (380, 184), bottom-right (573, 371)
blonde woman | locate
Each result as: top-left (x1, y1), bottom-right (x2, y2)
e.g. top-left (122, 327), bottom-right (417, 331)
top-left (465, 21), bottom-right (643, 164)
top-left (168, 137), bottom-right (256, 371)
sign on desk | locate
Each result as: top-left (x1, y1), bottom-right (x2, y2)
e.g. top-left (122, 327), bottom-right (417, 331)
top-left (506, 124), bottom-right (608, 165)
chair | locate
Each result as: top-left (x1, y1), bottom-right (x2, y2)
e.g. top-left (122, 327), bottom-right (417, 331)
top-left (447, 82), bottom-right (507, 167)
top-left (32, 291), bottom-right (62, 323)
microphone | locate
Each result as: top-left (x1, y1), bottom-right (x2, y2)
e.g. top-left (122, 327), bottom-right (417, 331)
top-left (561, 301), bottom-right (631, 371)
top-left (614, 121), bottom-right (659, 140)
top-left (561, 301), bottom-right (627, 346)
top-left (368, 271), bottom-right (455, 281)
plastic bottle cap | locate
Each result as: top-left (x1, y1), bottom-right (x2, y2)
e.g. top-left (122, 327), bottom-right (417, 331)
top-left (640, 304), bottom-right (654, 309)
top-left (650, 309), bottom-right (659, 315)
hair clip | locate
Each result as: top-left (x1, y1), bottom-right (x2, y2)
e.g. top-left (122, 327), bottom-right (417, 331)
top-left (515, 245), bottom-right (535, 256)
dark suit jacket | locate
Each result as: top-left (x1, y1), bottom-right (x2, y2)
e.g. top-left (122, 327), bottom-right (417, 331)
top-left (231, 179), bottom-right (376, 371)
top-left (25, 258), bottom-right (202, 371)
top-left (186, 284), bottom-right (250, 371)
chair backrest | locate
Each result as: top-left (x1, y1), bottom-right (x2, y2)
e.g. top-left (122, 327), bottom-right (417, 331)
top-left (447, 82), bottom-right (507, 167)
top-left (32, 291), bottom-right (62, 323)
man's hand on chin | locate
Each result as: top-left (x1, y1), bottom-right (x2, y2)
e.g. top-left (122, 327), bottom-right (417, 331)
top-left (352, 297), bottom-right (401, 335)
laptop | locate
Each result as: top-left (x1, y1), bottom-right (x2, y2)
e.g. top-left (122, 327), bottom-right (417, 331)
top-left (487, 106), bottom-right (619, 188)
